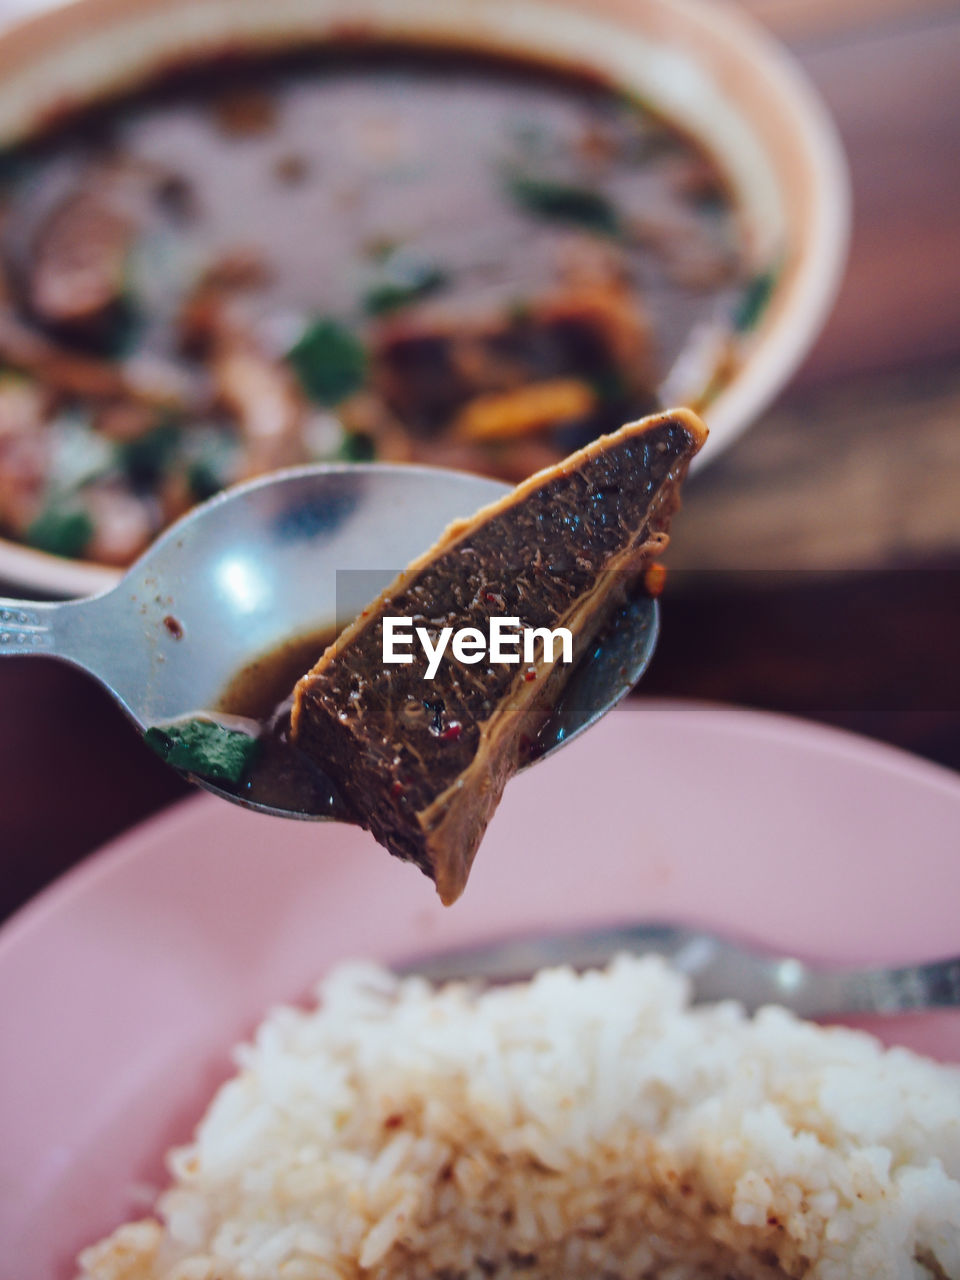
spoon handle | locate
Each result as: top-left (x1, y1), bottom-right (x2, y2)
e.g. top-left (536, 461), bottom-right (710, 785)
top-left (0, 598), bottom-right (61, 657)
top-left (0, 595), bottom-right (109, 685)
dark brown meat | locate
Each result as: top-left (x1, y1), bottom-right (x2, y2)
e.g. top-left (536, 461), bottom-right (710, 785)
top-left (291, 408), bottom-right (706, 904)
top-left (372, 283), bottom-right (654, 442)
top-left (28, 193), bottom-right (134, 331)
top-left (0, 304), bottom-right (196, 408)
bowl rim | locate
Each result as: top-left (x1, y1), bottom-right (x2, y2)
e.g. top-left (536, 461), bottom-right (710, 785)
top-left (0, 0), bottom-right (850, 599)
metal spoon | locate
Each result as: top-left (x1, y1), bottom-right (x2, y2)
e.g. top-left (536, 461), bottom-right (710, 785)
top-left (0, 463), bottom-right (659, 819)
top-left (398, 922), bottom-right (960, 1018)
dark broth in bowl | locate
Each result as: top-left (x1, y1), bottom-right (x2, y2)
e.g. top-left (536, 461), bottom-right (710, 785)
top-left (0, 46), bottom-right (751, 566)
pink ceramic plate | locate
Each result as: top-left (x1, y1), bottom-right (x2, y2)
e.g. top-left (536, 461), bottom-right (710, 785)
top-left (2, 702), bottom-right (959, 1278)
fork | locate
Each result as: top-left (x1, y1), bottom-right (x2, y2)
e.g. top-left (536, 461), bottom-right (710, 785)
top-left (398, 922), bottom-right (960, 1017)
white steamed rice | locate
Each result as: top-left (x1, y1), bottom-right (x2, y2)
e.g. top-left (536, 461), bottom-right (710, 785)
top-left (79, 955), bottom-right (960, 1279)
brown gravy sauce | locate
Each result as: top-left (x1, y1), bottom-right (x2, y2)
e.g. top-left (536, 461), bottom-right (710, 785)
top-left (219, 627), bottom-right (337, 723)
top-left (216, 624), bottom-right (346, 816)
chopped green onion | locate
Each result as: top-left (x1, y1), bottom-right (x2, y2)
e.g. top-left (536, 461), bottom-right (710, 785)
top-left (116, 420), bottom-right (181, 490)
top-left (505, 173), bottom-right (620, 235)
top-left (98, 295), bottom-right (143, 360)
top-left (184, 429), bottom-right (240, 502)
top-left (145, 718), bottom-right (259, 785)
top-left (287, 318), bottom-right (367, 406)
top-left (186, 459), bottom-right (224, 502)
top-left (25, 505), bottom-right (94, 559)
top-left (733, 269), bottom-right (777, 332)
top-left (362, 254), bottom-right (447, 316)
top-left (337, 432), bottom-right (376, 462)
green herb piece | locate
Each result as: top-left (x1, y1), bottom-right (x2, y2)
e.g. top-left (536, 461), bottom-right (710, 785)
top-left (733, 269), bottom-right (777, 332)
top-left (116, 420), bottom-right (181, 489)
top-left (185, 458), bottom-right (222, 501)
top-left (505, 173), bottom-right (620, 235)
top-left (97, 295), bottom-right (143, 361)
top-left (337, 432), bottom-right (376, 462)
top-left (25, 505), bottom-right (94, 559)
top-left (184, 429), bottom-right (240, 502)
top-left (287, 318), bottom-right (367, 406)
top-left (362, 256), bottom-right (447, 316)
top-left (186, 459), bottom-right (224, 502)
top-left (145, 718), bottom-right (259, 785)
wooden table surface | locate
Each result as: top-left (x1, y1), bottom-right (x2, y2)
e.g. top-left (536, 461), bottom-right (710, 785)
top-left (1, 0), bottom-right (958, 922)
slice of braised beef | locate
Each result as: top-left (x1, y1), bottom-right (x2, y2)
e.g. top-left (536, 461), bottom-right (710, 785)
top-left (28, 192), bottom-right (135, 340)
top-left (291, 408), bottom-right (706, 904)
top-left (371, 284), bottom-right (655, 446)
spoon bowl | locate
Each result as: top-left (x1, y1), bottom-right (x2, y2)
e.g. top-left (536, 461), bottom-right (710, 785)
top-left (0, 464), bottom-right (659, 818)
